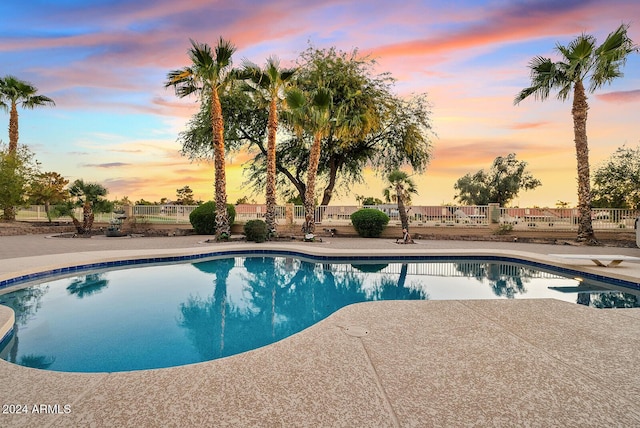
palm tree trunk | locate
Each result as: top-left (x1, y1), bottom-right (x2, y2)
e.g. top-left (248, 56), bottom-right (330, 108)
top-left (82, 201), bottom-right (94, 234)
top-left (304, 133), bottom-right (322, 234)
top-left (8, 102), bottom-right (19, 154)
top-left (396, 183), bottom-right (410, 231)
top-left (4, 103), bottom-right (20, 220)
top-left (211, 89), bottom-right (230, 239)
top-left (320, 156), bottom-right (339, 206)
top-left (2, 207), bottom-right (16, 221)
top-left (44, 201), bottom-right (51, 223)
top-left (572, 81), bottom-right (596, 243)
top-left (265, 98), bottom-right (278, 237)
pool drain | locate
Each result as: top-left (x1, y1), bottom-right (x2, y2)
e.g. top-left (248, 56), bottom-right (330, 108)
top-left (342, 325), bottom-right (369, 337)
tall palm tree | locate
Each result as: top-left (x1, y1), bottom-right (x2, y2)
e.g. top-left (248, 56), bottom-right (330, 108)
top-left (0, 75), bottom-right (55, 154)
top-left (514, 24), bottom-right (637, 243)
top-left (166, 38), bottom-right (236, 239)
top-left (384, 170), bottom-right (417, 232)
top-left (241, 57), bottom-right (297, 237)
top-left (285, 87), bottom-right (334, 235)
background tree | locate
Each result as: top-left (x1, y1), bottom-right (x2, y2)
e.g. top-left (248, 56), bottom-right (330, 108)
top-left (0, 75), bottom-right (55, 154)
top-left (515, 24), bottom-right (638, 243)
top-left (179, 46), bottom-right (434, 208)
top-left (383, 170), bottom-right (417, 231)
top-left (235, 196), bottom-right (256, 204)
top-left (241, 56), bottom-right (296, 237)
top-left (175, 185), bottom-right (197, 205)
top-left (27, 171), bottom-right (69, 222)
top-left (454, 153), bottom-right (541, 206)
top-left (591, 145), bottom-right (640, 210)
top-left (111, 196), bottom-right (133, 206)
top-left (135, 198), bottom-right (156, 205)
top-left (0, 143), bottom-right (39, 220)
top-left (278, 46), bottom-right (433, 206)
top-left (166, 38), bottom-right (236, 240)
top-left (356, 195), bottom-right (383, 205)
top-left (57, 179), bottom-right (112, 234)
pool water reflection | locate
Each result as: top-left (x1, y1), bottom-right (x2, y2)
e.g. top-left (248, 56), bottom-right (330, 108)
top-left (0, 256), bottom-right (638, 373)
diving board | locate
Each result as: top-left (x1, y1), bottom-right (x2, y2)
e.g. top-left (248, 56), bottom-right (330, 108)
top-left (548, 254), bottom-right (640, 267)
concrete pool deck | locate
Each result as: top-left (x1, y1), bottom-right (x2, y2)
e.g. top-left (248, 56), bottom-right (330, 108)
top-left (0, 234), bottom-right (639, 427)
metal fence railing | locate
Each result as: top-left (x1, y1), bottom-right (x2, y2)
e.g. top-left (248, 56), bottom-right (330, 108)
top-left (14, 204), bottom-right (639, 232)
top-left (131, 205), bottom-right (198, 224)
top-left (498, 207), bottom-right (639, 231)
top-left (15, 205), bottom-right (113, 223)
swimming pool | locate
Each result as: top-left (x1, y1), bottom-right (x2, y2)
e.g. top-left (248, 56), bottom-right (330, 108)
top-left (1, 254), bottom-right (638, 373)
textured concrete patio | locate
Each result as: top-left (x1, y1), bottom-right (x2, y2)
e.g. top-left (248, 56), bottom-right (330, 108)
top-left (0, 235), bottom-right (639, 427)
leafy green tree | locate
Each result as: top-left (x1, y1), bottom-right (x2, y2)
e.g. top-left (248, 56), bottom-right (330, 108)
top-left (112, 196), bottom-right (132, 206)
top-left (0, 143), bottom-right (39, 220)
top-left (515, 24), bottom-right (638, 242)
top-left (591, 145), bottom-right (640, 210)
top-left (241, 56), bottom-right (296, 237)
top-left (57, 179), bottom-right (112, 234)
top-left (135, 198), bottom-right (155, 205)
top-left (175, 185), bottom-right (196, 205)
top-left (178, 86), bottom-right (268, 161)
top-left (27, 171), bottom-right (69, 222)
top-left (356, 195), bottom-right (383, 205)
top-left (383, 170), bottom-right (417, 231)
top-left (166, 38), bottom-right (237, 240)
top-left (454, 153), bottom-right (541, 206)
top-left (0, 76), bottom-right (55, 154)
top-left (235, 196), bottom-right (256, 205)
top-left (276, 46), bottom-right (433, 206)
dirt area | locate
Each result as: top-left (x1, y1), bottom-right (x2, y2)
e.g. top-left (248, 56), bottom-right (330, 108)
top-left (0, 221), bottom-right (195, 238)
top-left (1, 220), bottom-right (637, 247)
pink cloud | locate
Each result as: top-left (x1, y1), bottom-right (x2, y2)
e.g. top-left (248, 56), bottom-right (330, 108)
top-left (596, 90), bottom-right (640, 103)
top-left (508, 121), bottom-right (551, 130)
top-left (368, 0), bottom-right (632, 59)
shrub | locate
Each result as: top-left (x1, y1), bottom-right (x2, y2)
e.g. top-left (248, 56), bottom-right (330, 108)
top-left (189, 202), bottom-right (236, 235)
top-left (350, 208), bottom-right (389, 238)
top-left (495, 223), bottom-right (514, 235)
top-left (244, 219), bottom-right (268, 243)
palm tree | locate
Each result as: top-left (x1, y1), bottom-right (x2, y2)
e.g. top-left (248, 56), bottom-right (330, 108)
top-left (383, 170), bottom-right (417, 232)
top-left (285, 87), bottom-right (334, 235)
top-left (514, 24), bottom-right (638, 243)
top-left (241, 57), bottom-right (297, 237)
top-left (166, 38), bottom-right (236, 240)
top-left (58, 179), bottom-right (111, 234)
top-left (0, 75), bottom-right (55, 154)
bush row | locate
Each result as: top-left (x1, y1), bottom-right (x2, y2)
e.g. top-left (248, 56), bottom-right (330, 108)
top-left (190, 205), bottom-right (391, 240)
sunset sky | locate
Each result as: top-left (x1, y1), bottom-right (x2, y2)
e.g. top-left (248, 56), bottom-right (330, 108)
top-left (1, 0), bottom-right (639, 207)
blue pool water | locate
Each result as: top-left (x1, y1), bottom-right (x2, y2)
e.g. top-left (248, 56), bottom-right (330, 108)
top-left (0, 255), bottom-right (638, 373)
